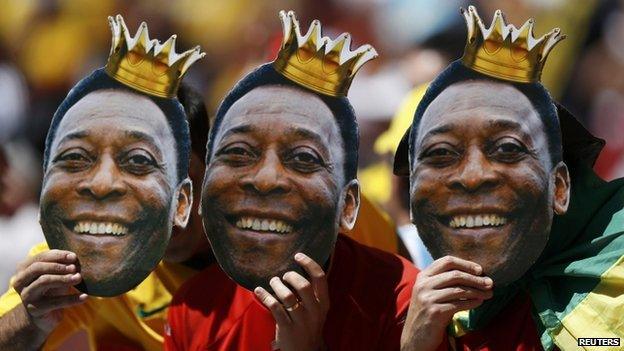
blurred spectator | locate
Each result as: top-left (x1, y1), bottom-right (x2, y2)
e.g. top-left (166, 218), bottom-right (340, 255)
top-left (565, 0), bottom-right (624, 179)
top-left (0, 142), bottom-right (44, 289)
top-left (0, 63), bottom-right (27, 143)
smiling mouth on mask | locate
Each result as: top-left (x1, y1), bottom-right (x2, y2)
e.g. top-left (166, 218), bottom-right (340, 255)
top-left (449, 214), bottom-right (508, 229)
top-left (234, 217), bottom-right (293, 235)
top-left (72, 221), bottom-right (129, 236)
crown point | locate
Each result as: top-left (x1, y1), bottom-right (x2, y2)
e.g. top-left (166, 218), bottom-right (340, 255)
top-left (461, 7), bottom-right (565, 83)
top-left (273, 10), bottom-right (376, 96)
top-left (105, 15), bottom-right (204, 98)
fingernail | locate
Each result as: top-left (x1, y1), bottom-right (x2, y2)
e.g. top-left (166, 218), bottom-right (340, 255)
top-left (270, 276), bottom-right (279, 283)
top-left (254, 287), bottom-right (264, 295)
top-left (294, 253), bottom-right (304, 260)
top-left (79, 294), bottom-right (88, 300)
top-left (484, 277), bottom-right (493, 287)
top-left (474, 265), bottom-right (482, 275)
top-left (66, 253), bottom-right (76, 260)
top-left (72, 273), bottom-right (81, 280)
top-left (66, 264), bottom-right (75, 272)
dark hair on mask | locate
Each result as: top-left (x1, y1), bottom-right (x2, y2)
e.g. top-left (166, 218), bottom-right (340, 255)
top-left (207, 63), bottom-right (359, 183)
top-left (177, 83), bottom-right (209, 163)
top-left (42, 68), bottom-right (190, 183)
top-left (408, 60), bottom-right (562, 168)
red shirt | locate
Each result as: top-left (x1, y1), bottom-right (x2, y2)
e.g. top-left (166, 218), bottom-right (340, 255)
top-left (449, 293), bottom-right (556, 351)
top-left (165, 234), bottom-right (418, 351)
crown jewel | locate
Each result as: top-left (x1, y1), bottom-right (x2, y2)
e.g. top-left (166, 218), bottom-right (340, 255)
top-left (461, 6), bottom-right (565, 83)
top-left (273, 10), bottom-right (377, 97)
top-left (105, 15), bottom-right (205, 98)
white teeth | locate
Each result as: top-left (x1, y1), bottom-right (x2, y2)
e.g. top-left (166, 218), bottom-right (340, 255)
top-left (474, 216), bottom-right (483, 226)
top-left (252, 219), bottom-right (261, 231)
top-left (448, 214), bottom-right (507, 229)
top-left (466, 216), bottom-right (474, 228)
top-left (72, 221), bottom-right (128, 236)
top-left (235, 216), bottom-right (292, 235)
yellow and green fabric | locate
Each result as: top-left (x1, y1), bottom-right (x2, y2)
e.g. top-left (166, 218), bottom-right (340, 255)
top-left (451, 162), bottom-right (624, 350)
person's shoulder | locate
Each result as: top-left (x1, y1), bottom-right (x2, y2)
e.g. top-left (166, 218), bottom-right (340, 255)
top-left (327, 235), bottom-right (417, 326)
top-left (336, 234), bottom-right (418, 276)
top-left (170, 264), bottom-right (234, 308)
top-left (333, 234), bottom-right (418, 294)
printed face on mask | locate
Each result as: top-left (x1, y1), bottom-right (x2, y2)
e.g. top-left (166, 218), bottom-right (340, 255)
top-left (202, 85), bottom-right (359, 291)
top-left (40, 89), bottom-right (191, 296)
top-left (409, 81), bottom-right (570, 286)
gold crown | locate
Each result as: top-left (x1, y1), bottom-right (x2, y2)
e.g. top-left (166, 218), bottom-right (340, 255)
top-left (460, 6), bottom-right (565, 83)
top-left (105, 15), bottom-right (205, 98)
top-left (273, 10), bottom-right (377, 97)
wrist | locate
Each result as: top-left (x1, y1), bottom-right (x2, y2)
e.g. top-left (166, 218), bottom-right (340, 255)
top-left (0, 306), bottom-right (50, 351)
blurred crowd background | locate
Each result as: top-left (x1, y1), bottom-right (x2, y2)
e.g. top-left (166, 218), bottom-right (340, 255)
top-left (1, 0), bottom-right (623, 286)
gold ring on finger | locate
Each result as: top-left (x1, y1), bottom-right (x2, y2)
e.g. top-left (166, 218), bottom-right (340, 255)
top-left (285, 301), bottom-right (301, 312)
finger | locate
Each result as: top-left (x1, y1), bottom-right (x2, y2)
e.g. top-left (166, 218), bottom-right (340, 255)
top-left (282, 271), bottom-right (317, 313)
top-left (427, 270), bottom-right (493, 290)
top-left (430, 286), bottom-right (494, 303)
top-left (21, 273), bottom-right (82, 303)
top-left (13, 262), bottom-right (77, 293)
top-left (25, 293), bottom-right (87, 318)
top-left (425, 256), bottom-right (483, 277)
top-left (295, 253), bottom-right (329, 312)
top-left (254, 287), bottom-right (291, 326)
top-left (269, 277), bottom-right (300, 311)
top-left (47, 286), bottom-right (73, 297)
top-left (18, 251), bottom-right (78, 271)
